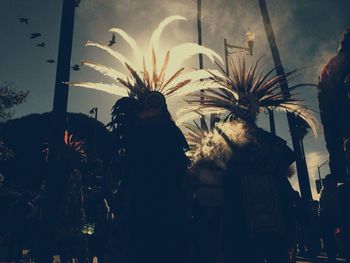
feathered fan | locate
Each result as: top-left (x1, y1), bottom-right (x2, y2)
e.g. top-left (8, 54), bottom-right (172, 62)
top-left (69, 15), bottom-right (223, 103)
top-left (180, 56), bottom-right (319, 135)
top-left (184, 119), bottom-right (210, 156)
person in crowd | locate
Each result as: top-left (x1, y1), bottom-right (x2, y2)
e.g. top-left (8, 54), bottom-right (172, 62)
top-left (319, 174), bottom-right (341, 263)
top-left (318, 29), bottom-right (350, 182)
top-left (182, 57), bottom-right (318, 263)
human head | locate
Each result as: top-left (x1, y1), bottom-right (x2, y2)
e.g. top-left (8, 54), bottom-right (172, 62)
top-left (138, 91), bottom-right (171, 121)
top-left (338, 28), bottom-right (350, 53)
top-left (108, 97), bottom-right (140, 130)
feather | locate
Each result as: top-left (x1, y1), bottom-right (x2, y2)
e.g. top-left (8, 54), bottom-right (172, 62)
top-left (183, 56), bottom-right (319, 136)
top-left (81, 60), bottom-right (127, 82)
top-left (86, 41), bottom-right (135, 69)
top-left (158, 51), bottom-right (170, 90)
top-left (109, 27), bottom-right (142, 66)
top-left (166, 43), bottom-right (224, 78)
top-left (149, 15), bottom-right (187, 54)
top-left (69, 82), bottom-right (129, 97)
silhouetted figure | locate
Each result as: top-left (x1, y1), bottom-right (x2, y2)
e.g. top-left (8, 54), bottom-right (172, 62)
top-left (221, 125), bottom-right (297, 263)
top-left (319, 174), bottom-right (341, 263)
top-left (318, 29), bottom-right (350, 182)
top-left (108, 33), bottom-right (116, 47)
top-left (59, 170), bottom-right (87, 263)
top-left (84, 159), bottom-right (112, 263)
top-left (36, 42), bottom-right (45, 47)
top-left (190, 157), bottom-right (224, 263)
top-left (337, 138), bottom-right (350, 262)
top-left (106, 97), bottom-right (140, 262)
top-left (112, 93), bottom-right (189, 263)
top-left (337, 181), bottom-right (350, 262)
top-left (30, 33), bottom-right (41, 39)
top-left (19, 17), bottom-right (29, 24)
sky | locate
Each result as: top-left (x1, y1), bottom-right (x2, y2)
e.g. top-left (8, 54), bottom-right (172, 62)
top-left (1, 0), bottom-right (350, 198)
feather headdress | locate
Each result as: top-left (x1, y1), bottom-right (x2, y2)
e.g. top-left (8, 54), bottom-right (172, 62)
top-left (179, 56), bottom-right (319, 136)
top-left (184, 119), bottom-right (209, 157)
top-left (69, 15), bottom-right (223, 105)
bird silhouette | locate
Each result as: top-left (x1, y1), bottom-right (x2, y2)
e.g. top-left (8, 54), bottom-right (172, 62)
top-left (19, 18), bottom-right (29, 24)
top-left (74, 0), bottom-right (81, 7)
top-left (36, 42), bottom-right (45, 47)
top-left (108, 33), bottom-right (116, 47)
top-left (72, 64), bottom-right (80, 71)
top-left (46, 59), bottom-right (55, 63)
top-left (30, 33), bottom-right (41, 39)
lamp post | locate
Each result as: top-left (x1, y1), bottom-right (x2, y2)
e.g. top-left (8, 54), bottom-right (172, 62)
top-left (318, 159), bottom-right (330, 187)
top-left (225, 32), bottom-right (255, 57)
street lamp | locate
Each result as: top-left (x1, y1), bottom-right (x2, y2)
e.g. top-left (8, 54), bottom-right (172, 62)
top-left (225, 32), bottom-right (255, 58)
top-left (245, 32), bottom-right (255, 56)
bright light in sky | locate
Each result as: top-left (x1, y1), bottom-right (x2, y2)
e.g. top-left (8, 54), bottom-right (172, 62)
top-left (69, 15), bottom-right (223, 107)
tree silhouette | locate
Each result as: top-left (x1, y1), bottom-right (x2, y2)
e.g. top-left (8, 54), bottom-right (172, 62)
top-left (0, 82), bottom-right (28, 121)
top-left (0, 112), bottom-right (113, 191)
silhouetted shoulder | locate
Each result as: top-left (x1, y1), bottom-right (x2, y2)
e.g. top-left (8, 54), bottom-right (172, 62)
top-left (320, 53), bottom-right (348, 86)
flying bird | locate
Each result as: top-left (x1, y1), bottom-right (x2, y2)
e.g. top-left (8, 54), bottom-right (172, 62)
top-left (72, 64), bottom-right (80, 71)
top-left (108, 33), bottom-right (116, 47)
top-left (36, 42), bottom-right (45, 47)
top-left (30, 33), bottom-right (41, 39)
top-left (19, 18), bottom-right (29, 24)
top-left (74, 0), bottom-right (81, 7)
top-left (46, 59), bottom-right (55, 63)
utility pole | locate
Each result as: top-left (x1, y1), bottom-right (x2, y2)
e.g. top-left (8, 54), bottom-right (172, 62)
top-left (224, 39), bottom-right (230, 76)
top-left (258, 0), bottom-right (312, 200)
top-left (38, 0), bottom-right (77, 261)
top-left (197, 0), bottom-right (206, 129)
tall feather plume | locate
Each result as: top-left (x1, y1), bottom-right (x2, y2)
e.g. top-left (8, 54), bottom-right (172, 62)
top-left (69, 16), bottom-right (223, 102)
top-left (184, 119), bottom-right (210, 157)
top-left (149, 15), bottom-right (187, 56)
top-left (109, 27), bottom-right (142, 67)
top-left (85, 41), bottom-right (135, 69)
top-left (181, 56), bottom-right (319, 136)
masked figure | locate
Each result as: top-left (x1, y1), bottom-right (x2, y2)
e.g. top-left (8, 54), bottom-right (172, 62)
top-left (182, 57), bottom-right (318, 263)
top-left (70, 15), bottom-right (223, 263)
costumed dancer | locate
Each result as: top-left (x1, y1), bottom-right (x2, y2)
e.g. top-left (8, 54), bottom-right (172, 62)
top-left (180, 57), bottom-right (318, 263)
top-left (70, 15), bottom-right (224, 263)
top-left (318, 29), bottom-right (350, 183)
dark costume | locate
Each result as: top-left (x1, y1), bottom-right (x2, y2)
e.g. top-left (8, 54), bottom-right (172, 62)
top-left (191, 122), bottom-right (297, 263)
top-left (318, 29), bottom-right (350, 182)
top-left (128, 113), bottom-right (189, 263)
top-left (111, 97), bottom-right (189, 263)
top-left (184, 57), bottom-right (318, 263)
top-left (318, 175), bottom-right (341, 263)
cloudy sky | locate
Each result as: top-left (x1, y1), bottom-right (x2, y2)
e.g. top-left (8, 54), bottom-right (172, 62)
top-left (1, 0), bottom-right (350, 198)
